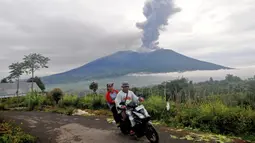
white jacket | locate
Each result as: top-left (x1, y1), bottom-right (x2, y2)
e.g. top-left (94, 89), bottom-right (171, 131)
top-left (115, 90), bottom-right (139, 113)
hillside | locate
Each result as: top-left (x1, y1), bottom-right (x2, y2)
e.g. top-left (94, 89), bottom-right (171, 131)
top-left (42, 49), bottom-right (231, 84)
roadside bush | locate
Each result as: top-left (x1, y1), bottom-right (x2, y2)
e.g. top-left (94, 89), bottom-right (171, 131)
top-left (143, 95), bottom-right (255, 137)
top-left (24, 92), bottom-right (45, 111)
top-left (143, 95), bottom-right (166, 120)
top-left (42, 93), bottom-right (55, 106)
top-left (77, 94), bottom-right (107, 109)
top-left (3, 89), bottom-right (255, 139)
top-left (50, 88), bottom-right (64, 104)
top-left (169, 100), bottom-right (255, 137)
top-left (2, 96), bottom-right (26, 108)
top-left (0, 103), bottom-right (6, 110)
top-left (60, 95), bottom-right (79, 107)
top-left (0, 121), bottom-right (36, 143)
top-left (51, 106), bottom-right (75, 115)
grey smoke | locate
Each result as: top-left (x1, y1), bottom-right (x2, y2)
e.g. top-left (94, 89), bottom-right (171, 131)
top-left (136, 0), bottom-right (181, 49)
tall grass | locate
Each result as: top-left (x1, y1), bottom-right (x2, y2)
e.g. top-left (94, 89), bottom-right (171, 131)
top-left (76, 94), bottom-right (107, 109)
top-left (143, 95), bottom-right (167, 119)
top-left (144, 95), bottom-right (255, 137)
top-left (59, 94), bottom-right (79, 107)
top-left (24, 92), bottom-right (47, 110)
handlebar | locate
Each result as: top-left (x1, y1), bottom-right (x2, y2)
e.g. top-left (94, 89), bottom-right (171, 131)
top-left (118, 102), bottom-right (139, 110)
top-left (118, 96), bottom-right (144, 110)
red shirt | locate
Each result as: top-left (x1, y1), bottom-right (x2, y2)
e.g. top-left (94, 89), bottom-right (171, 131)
top-left (105, 89), bottom-right (119, 104)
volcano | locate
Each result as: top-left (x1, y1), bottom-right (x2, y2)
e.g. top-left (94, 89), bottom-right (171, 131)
top-left (42, 49), bottom-right (231, 84)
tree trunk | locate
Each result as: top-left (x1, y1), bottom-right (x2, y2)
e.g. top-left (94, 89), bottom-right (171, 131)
top-left (163, 83), bottom-right (166, 101)
top-left (31, 67), bottom-right (34, 92)
top-left (93, 91), bottom-right (97, 101)
top-left (16, 77), bottom-right (19, 96)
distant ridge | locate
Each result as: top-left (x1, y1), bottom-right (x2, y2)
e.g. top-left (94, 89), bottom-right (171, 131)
top-left (42, 49), bottom-right (231, 84)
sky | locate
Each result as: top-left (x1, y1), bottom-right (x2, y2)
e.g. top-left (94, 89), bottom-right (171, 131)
top-left (0, 0), bottom-right (255, 79)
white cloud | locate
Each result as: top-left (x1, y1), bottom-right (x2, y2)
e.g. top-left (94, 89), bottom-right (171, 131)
top-left (0, 0), bottom-right (255, 79)
top-left (159, 0), bottom-right (255, 66)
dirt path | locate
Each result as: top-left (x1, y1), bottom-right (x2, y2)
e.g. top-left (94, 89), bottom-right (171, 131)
top-left (1, 111), bottom-right (194, 143)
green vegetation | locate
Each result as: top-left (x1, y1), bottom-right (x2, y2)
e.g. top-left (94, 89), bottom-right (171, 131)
top-left (3, 53), bottom-right (50, 93)
top-left (50, 88), bottom-right (64, 104)
top-left (27, 76), bottom-right (46, 92)
top-left (1, 74), bottom-right (255, 142)
top-left (0, 78), bottom-right (8, 83)
top-left (22, 53), bottom-right (50, 92)
top-left (0, 92), bottom-right (107, 114)
top-left (0, 119), bottom-right (36, 143)
top-left (89, 82), bottom-right (98, 94)
top-left (7, 62), bottom-right (25, 96)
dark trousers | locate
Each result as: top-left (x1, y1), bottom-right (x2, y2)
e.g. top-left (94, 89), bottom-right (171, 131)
top-left (111, 105), bottom-right (121, 124)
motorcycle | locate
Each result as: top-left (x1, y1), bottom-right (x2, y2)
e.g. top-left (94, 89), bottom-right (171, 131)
top-left (117, 99), bottom-right (159, 143)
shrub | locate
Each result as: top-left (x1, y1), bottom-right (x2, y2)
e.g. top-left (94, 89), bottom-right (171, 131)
top-left (24, 92), bottom-right (45, 111)
top-left (168, 100), bottom-right (255, 137)
top-left (2, 88), bottom-right (255, 139)
top-left (50, 88), bottom-right (64, 104)
top-left (2, 96), bottom-right (26, 108)
top-left (89, 82), bottom-right (98, 94)
top-left (51, 106), bottom-right (75, 115)
top-left (142, 95), bottom-right (255, 137)
top-left (42, 93), bottom-right (55, 106)
top-left (0, 121), bottom-right (37, 143)
top-left (0, 103), bottom-right (6, 110)
top-left (77, 94), bottom-right (106, 109)
top-left (143, 95), bottom-right (166, 120)
top-left (60, 95), bottom-right (79, 107)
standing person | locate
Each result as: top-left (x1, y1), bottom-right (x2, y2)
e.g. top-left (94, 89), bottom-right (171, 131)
top-left (115, 82), bottom-right (144, 135)
top-left (105, 83), bottom-right (120, 126)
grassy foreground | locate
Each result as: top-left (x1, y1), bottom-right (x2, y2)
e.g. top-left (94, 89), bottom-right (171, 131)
top-left (0, 117), bottom-right (37, 143)
top-left (0, 92), bottom-right (255, 142)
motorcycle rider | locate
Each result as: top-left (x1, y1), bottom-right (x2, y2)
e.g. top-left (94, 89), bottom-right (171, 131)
top-left (105, 82), bottom-right (120, 126)
top-left (115, 82), bottom-right (144, 135)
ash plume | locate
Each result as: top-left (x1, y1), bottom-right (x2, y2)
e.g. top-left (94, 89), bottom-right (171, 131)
top-left (136, 0), bottom-right (181, 50)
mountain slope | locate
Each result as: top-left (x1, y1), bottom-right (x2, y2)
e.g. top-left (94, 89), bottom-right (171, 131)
top-left (42, 49), bottom-right (231, 84)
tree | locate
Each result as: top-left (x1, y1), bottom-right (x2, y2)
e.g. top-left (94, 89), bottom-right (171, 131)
top-left (89, 82), bottom-right (98, 101)
top-left (1, 78), bottom-right (8, 83)
top-left (8, 62), bottom-right (25, 96)
top-left (23, 53), bottom-right (50, 92)
top-left (8, 79), bottom-right (14, 83)
top-left (89, 82), bottom-right (98, 94)
top-left (209, 77), bottom-right (214, 83)
top-left (50, 88), bottom-right (64, 104)
top-left (27, 76), bottom-right (45, 92)
top-left (131, 87), bottom-right (139, 95)
top-left (225, 74), bottom-right (241, 82)
top-left (165, 78), bottom-right (190, 102)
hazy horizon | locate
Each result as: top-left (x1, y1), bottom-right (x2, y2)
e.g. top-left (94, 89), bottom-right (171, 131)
top-left (45, 66), bottom-right (255, 91)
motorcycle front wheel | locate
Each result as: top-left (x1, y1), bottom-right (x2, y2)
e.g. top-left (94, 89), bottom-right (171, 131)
top-left (119, 121), bottom-right (129, 135)
top-left (145, 123), bottom-right (159, 143)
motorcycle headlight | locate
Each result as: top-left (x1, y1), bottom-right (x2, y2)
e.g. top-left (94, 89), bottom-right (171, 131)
top-left (139, 114), bottom-right (144, 119)
top-left (139, 109), bottom-right (145, 114)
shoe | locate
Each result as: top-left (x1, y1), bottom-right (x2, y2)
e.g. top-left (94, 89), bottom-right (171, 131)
top-left (129, 130), bottom-right (135, 136)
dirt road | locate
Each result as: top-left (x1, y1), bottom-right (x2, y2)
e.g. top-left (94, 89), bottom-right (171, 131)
top-left (1, 111), bottom-right (194, 143)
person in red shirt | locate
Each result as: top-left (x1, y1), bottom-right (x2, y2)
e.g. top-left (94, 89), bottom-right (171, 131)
top-left (105, 82), bottom-right (120, 126)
